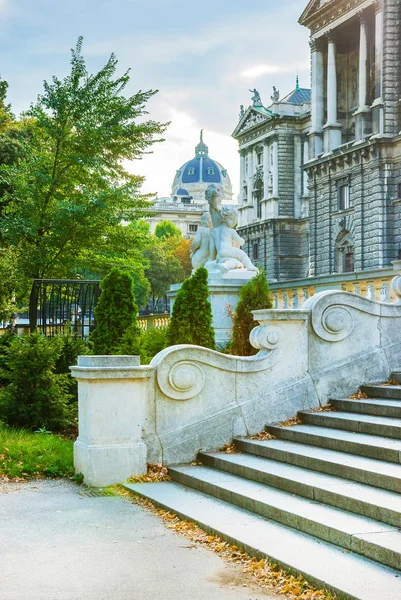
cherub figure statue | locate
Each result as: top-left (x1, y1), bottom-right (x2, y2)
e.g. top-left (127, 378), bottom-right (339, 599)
top-left (205, 183), bottom-right (225, 229)
top-left (190, 212), bottom-right (212, 269)
top-left (209, 206), bottom-right (258, 274)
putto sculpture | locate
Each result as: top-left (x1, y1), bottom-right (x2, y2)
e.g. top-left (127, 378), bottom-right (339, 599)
top-left (191, 183), bottom-right (257, 274)
top-left (190, 212), bottom-right (212, 269)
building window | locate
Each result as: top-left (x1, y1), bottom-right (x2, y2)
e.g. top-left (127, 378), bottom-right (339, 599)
top-left (188, 167), bottom-right (195, 175)
top-left (336, 232), bottom-right (354, 273)
top-left (207, 167), bottom-right (215, 175)
top-left (257, 152), bottom-right (263, 166)
top-left (188, 224), bottom-right (198, 234)
top-left (397, 182), bottom-right (401, 199)
top-left (252, 243), bottom-right (259, 261)
top-left (338, 181), bottom-right (350, 210)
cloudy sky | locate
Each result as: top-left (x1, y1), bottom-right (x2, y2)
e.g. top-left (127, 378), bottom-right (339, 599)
top-left (0, 0), bottom-right (311, 200)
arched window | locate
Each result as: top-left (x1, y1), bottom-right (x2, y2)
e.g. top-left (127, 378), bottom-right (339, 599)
top-left (188, 167), bottom-right (195, 175)
top-left (335, 232), bottom-right (354, 273)
top-left (207, 167), bottom-right (215, 175)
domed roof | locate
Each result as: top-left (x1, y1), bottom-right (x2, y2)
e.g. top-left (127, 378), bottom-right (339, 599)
top-left (175, 188), bottom-right (190, 196)
top-left (172, 131), bottom-right (232, 200)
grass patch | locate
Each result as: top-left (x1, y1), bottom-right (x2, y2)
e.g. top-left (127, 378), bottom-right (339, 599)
top-left (0, 423), bottom-right (74, 479)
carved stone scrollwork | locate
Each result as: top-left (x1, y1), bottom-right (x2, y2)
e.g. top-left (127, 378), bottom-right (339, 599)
top-left (158, 358), bottom-right (205, 401)
top-left (250, 325), bottom-right (281, 350)
top-left (390, 275), bottom-right (401, 305)
top-left (303, 291), bottom-right (360, 343)
top-left (320, 306), bottom-right (354, 342)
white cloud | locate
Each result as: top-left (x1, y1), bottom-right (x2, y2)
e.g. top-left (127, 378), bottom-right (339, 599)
top-left (241, 64), bottom-right (283, 78)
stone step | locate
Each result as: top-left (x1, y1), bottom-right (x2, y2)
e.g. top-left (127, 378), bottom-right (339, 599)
top-left (361, 384), bottom-right (401, 400)
top-left (123, 481), bottom-right (401, 600)
top-left (331, 398), bottom-right (401, 418)
top-left (391, 373), bottom-right (401, 384)
top-left (298, 410), bottom-right (401, 439)
top-left (197, 451), bottom-right (401, 527)
top-left (234, 437), bottom-right (401, 493)
top-left (264, 424), bottom-right (401, 463)
top-left (169, 464), bottom-right (401, 570)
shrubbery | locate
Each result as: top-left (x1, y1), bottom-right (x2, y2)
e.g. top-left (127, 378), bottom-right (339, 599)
top-left (166, 267), bottom-right (215, 349)
top-left (231, 271), bottom-right (273, 356)
top-left (0, 333), bottom-right (74, 431)
top-left (90, 268), bottom-right (141, 355)
top-left (139, 327), bottom-right (168, 364)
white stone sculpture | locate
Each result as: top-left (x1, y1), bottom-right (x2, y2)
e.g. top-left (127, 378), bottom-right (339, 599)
top-left (190, 212), bottom-right (212, 269)
top-left (209, 206), bottom-right (258, 274)
top-left (201, 183), bottom-right (257, 275)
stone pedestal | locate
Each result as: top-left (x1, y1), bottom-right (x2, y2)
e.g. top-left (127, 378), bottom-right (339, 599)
top-left (70, 355), bottom-right (152, 486)
top-left (168, 269), bottom-right (257, 347)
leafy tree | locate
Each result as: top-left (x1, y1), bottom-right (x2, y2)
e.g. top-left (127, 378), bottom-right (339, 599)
top-left (0, 38), bottom-right (167, 298)
top-left (144, 239), bottom-right (184, 308)
top-left (231, 271), bottom-right (273, 356)
top-left (0, 333), bottom-right (73, 431)
top-left (167, 267), bottom-right (215, 349)
top-left (174, 237), bottom-right (192, 278)
top-left (155, 220), bottom-right (182, 243)
top-left (90, 268), bottom-right (140, 355)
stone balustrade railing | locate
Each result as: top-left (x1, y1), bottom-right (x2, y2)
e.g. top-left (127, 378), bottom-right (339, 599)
top-left (138, 314), bottom-right (170, 331)
top-left (269, 268), bottom-right (396, 309)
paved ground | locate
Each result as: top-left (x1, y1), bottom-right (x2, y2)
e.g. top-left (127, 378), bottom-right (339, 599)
top-left (0, 479), bottom-right (280, 600)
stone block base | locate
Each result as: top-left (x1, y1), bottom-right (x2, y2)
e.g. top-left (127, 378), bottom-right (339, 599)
top-left (74, 440), bottom-right (147, 487)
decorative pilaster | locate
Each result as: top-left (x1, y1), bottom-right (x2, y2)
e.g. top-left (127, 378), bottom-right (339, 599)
top-left (309, 39), bottom-right (324, 157)
top-left (239, 150), bottom-right (246, 206)
top-left (371, 0), bottom-right (384, 135)
top-left (272, 137), bottom-right (279, 197)
top-left (247, 149), bottom-right (253, 204)
top-left (323, 32), bottom-right (342, 151)
top-left (354, 11), bottom-right (371, 141)
top-left (263, 141), bottom-right (269, 200)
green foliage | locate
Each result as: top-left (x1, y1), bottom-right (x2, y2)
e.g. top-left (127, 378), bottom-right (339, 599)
top-left (139, 327), bottom-right (168, 364)
top-left (0, 39), bottom-right (167, 302)
top-left (0, 329), bottom-right (17, 383)
top-left (231, 271), bottom-right (273, 356)
top-left (0, 423), bottom-right (74, 479)
top-left (155, 220), bottom-right (182, 242)
top-left (0, 333), bottom-right (74, 431)
top-left (167, 267), bottom-right (215, 349)
top-left (90, 268), bottom-right (140, 355)
top-left (54, 329), bottom-right (89, 401)
top-left (144, 240), bottom-right (185, 305)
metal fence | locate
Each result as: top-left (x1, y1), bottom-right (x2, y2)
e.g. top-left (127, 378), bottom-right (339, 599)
top-left (29, 279), bottom-right (101, 338)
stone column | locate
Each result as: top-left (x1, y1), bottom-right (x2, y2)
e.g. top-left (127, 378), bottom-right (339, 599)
top-left (372, 0), bottom-right (384, 135)
top-left (263, 141), bottom-right (269, 200)
top-left (309, 39), bottom-right (324, 157)
top-left (239, 150), bottom-right (246, 205)
top-left (247, 149), bottom-right (254, 204)
top-left (323, 32), bottom-right (342, 151)
top-left (354, 11), bottom-right (371, 140)
top-left (272, 137), bottom-right (279, 197)
top-left (301, 137), bottom-right (310, 218)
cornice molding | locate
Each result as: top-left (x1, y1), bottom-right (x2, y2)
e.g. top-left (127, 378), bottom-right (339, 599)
top-left (300, 0), bottom-right (373, 35)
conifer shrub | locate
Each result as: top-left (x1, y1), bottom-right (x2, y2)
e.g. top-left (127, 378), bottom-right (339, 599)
top-left (231, 271), bottom-right (273, 356)
top-left (0, 332), bottom-right (73, 431)
top-left (54, 330), bottom-right (89, 402)
top-left (139, 327), bottom-right (168, 364)
top-left (90, 268), bottom-right (140, 355)
top-left (166, 267), bottom-right (215, 349)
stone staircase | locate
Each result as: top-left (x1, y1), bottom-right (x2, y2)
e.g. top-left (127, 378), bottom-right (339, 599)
top-left (124, 377), bottom-right (401, 600)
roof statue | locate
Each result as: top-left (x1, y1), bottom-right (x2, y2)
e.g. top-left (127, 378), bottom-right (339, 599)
top-left (271, 86), bottom-right (280, 102)
top-left (195, 129), bottom-right (209, 157)
top-left (239, 105), bottom-right (245, 120)
top-left (249, 89), bottom-right (263, 107)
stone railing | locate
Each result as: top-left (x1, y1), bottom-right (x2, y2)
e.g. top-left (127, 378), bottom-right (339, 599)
top-left (269, 267), bottom-right (396, 309)
top-left (71, 262), bottom-right (401, 486)
top-left (138, 314), bottom-right (170, 331)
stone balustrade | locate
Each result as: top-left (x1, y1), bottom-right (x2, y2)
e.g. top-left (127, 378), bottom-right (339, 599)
top-left (138, 314), bottom-right (170, 331)
top-left (270, 268), bottom-right (396, 309)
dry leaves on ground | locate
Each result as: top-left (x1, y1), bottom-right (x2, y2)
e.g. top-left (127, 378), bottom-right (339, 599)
top-left (306, 404), bottom-right (334, 413)
top-left (119, 491), bottom-right (336, 600)
top-left (280, 417), bottom-right (303, 427)
top-left (127, 463), bottom-right (170, 484)
top-left (220, 443), bottom-right (239, 454)
top-left (348, 389), bottom-right (368, 400)
top-left (250, 431), bottom-right (277, 441)
top-left (380, 379), bottom-right (399, 386)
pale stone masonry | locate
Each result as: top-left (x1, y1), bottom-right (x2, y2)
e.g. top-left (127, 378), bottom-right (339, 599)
top-left (234, 0), bottom-right (401, 281)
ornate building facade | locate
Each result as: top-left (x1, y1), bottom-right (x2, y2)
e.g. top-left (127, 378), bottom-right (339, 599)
top-left (233, 84), bottom-right (311, 280)
top-left (301, 0), bottom-right (401, 277)
top-left (234, 0), bottom-right (401, 282)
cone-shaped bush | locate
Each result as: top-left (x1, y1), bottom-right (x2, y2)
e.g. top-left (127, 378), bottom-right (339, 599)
top-left (231, 271), bottom-right (273, 356)
top-left (167, 267), bottom-right (215, 349)
top-left (91, 268), bottom-right (140, 355)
